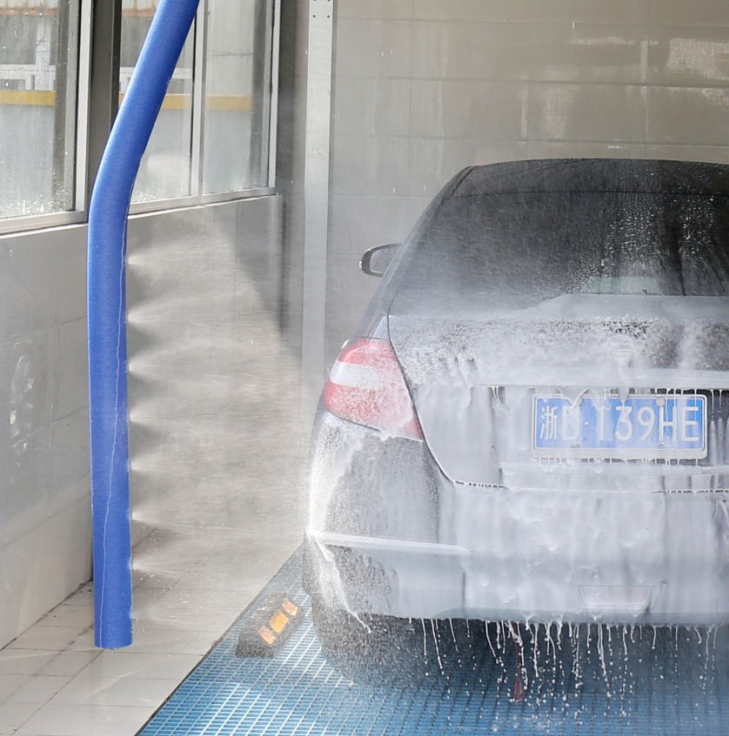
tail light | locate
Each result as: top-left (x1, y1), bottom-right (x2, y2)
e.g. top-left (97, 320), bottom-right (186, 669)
top-left (323, 338), bottom-right (423, 440)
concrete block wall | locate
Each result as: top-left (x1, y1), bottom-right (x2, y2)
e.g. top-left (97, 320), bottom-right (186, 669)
top-left (325, 0), bottom-right (729, 360)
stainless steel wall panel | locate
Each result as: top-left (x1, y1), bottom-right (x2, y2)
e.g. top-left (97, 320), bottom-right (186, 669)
top-left (301, 0), bottom-right (333, 388)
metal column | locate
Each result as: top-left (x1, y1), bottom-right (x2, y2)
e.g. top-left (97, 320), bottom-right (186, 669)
top-left (301, 0), bottom-right (334, 392)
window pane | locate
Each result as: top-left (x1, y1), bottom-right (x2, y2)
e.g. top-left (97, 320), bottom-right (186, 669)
top-left (121, 3), bottom-right (194, 203)
top-left (202, 0), bottom-right (271, 194)
top-left (0, 0), bottom-right (79, 220)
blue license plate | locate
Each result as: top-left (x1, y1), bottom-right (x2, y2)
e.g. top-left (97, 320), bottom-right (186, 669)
top-left (533, 394), bottom-right (707, 459)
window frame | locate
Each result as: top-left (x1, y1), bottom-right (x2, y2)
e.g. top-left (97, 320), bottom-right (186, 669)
top-left (0, 0), bottom-right (281, 236)
top-left (0, 0), bottom-right (88, 235)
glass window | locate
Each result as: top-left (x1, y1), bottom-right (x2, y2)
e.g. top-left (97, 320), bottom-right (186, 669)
top-left (202, 0), bottom-right (272, 194)
top-left (120, 3), bottom-right (194, 204)
top-left (401, 162), bottom-right (729, 309)
top-left (120, 0), bottom-right (274, 205)
top-left (0, 0), bottom-right (80, 220)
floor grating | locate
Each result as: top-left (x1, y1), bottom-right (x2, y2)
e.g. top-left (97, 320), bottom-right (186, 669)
top-left (138, 550), bottom-right (728, 735)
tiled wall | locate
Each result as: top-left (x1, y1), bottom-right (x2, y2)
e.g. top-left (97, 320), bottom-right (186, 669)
top-left (0, 227), bottom-right (92, 648)
top-left (326, 0), bottom-right (729, 360)
top-left (0, 196), bottom-right (291, 649)
top-left (0, 0), bottom-right (309, 649)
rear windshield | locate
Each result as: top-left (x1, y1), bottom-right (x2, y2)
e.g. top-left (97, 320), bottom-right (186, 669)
top-left (399, 192), bottom-right (729, 308)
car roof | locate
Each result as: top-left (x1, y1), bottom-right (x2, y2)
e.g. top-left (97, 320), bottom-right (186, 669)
top-left (452, 158), bottom-right (729, 198)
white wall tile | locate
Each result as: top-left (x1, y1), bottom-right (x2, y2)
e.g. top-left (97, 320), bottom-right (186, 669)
top-left (37, 604), bottom-right (92, 630)
top-left (410, 81), bottom-right (528, 139)
top-left (338, 0), bottom-right (414, 20)
top-left (80, 651), bottom-right (200, 681)
top-left (648, 86), bottom-right (729, 145)
top-left (530, 24), bottom-right (647, 84)
top-left (334, 78), bottom-right (412, 137)
top-left (0, 674), bottom-right (28, 700)
top-left (10, 676), bottom-right (71, 704)
top-left (408, 138), bottom-right (529, 194)
top-left (50, 320), bottom-right (88, 422)
top-left (646, 144), bottom-right (729, 164)
top-left (649, 0), bottom-right (729, 27)
top-left (8, 628), bottom-right (82, 652)
top-left (411, 22), bottom-right (531, 80)
top-left (330, 135), bottom-right (412, 196)
top-left (0, 224), bottom-right (90, 650)
top-left (49, 674), bottom-right (178, 707)
top-left (49, 410), bottom-right (89, 517)
top-left (647, 26), bottom-right (729, 87)
top-left (336, 19), bottom-right (413, 78)
top-left (414, 0), bottom-right (532, 23)
top-left (528, 83), bottom-right (648, 142)
top-left (37, 651), bottom-right (98, 678)
top-left (0, 427), bottom-right (53, 548)
top-left (526, 141), bottom-right (647, 159)
top-left (123, 626), bottom-right (221, 655)
top-left (0, 500), bottom-right (91, 646)
top-left (15, 703), bottom-right (154, 736)
top-left (0, 651), bottom-right (57, 677)
top-left (327, 0), bottom-right (729, 358)
top-left (529, 0), bottom-right (650, 25)
top-left (0, 701), bottom-right (41, 734)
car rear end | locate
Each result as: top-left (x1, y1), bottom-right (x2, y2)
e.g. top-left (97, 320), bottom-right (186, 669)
top-left (305, 159), bottom-right (729, 626)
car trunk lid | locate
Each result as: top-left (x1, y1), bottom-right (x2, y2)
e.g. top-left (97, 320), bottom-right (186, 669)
top-left (388, 295), bottom-right (729, 487)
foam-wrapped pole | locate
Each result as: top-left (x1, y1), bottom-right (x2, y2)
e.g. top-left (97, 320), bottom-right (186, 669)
top-left (87, 0), bottom-right (201, 649)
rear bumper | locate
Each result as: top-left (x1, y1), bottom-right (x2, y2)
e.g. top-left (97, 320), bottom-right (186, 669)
top-left (306, 412), bottom-right (729, 625)
top-left (306, 520), bottom-right (729, 625)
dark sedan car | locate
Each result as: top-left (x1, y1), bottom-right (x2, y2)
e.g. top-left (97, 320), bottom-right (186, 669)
top-left (304, 159), bottom-right (729, 648)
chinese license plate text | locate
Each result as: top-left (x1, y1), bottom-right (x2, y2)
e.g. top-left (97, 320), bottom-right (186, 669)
top-left (533, 394), bottom-right (707, 459)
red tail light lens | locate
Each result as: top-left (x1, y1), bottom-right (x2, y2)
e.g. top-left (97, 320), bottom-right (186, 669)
top-left (323, 338), bottom-right (423, 440)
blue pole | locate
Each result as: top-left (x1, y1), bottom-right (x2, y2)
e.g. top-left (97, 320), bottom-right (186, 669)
top-left (88, 0), bottom-right (201, 649)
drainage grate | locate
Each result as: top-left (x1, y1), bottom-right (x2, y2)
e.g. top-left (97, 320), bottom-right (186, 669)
top-left (138, 550), bottom-right (728, 736)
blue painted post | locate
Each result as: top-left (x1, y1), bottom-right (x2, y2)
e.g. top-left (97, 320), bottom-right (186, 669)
top-left (88, 0), bottom-right (201, 649)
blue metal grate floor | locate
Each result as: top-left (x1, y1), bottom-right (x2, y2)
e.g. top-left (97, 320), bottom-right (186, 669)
top-left (138, 550), bottom-right (728, 735)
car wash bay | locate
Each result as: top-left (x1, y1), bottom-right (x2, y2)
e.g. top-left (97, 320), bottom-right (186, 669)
top-left (0, 0), bottom-right (728, 734)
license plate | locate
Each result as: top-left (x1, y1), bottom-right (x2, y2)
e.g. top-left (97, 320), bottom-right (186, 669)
top-left (532, 394), bottom-right (707, 459)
